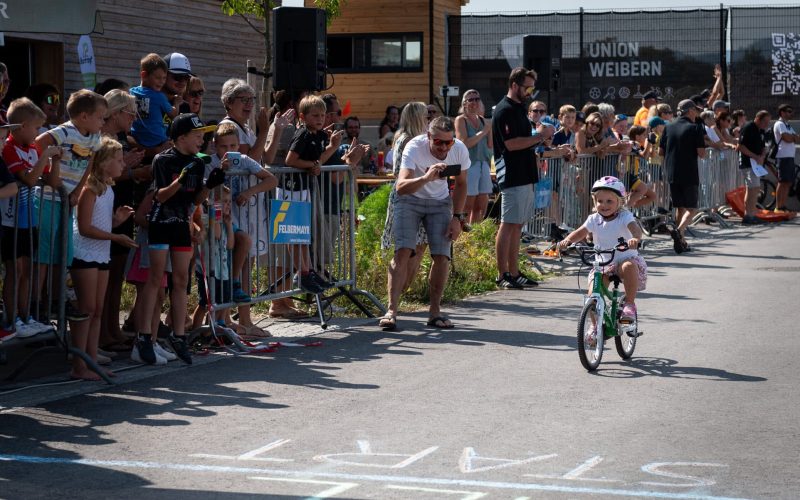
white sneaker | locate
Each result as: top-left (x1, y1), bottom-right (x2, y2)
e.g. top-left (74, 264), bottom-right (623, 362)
top-left (14, 317), bottom-right (38, 339)
top-left (131, 342), bottom-right (167, 365)
top-left (26, 318), bottom-right (54, 334)
top-left (153, 341), bottom-right (178, 362)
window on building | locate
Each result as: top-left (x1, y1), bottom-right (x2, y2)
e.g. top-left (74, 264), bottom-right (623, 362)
top-left (327, 33), bottom-right (423, 72)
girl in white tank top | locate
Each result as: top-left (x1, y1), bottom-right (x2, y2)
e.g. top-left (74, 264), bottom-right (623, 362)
top-left (69, 137), bottom-right (137, 381)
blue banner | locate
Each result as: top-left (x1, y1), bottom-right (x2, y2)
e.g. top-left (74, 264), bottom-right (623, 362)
top-left (269, 200), bottom-right (312, 244)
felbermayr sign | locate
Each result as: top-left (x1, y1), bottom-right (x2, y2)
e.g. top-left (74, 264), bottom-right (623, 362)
top-left (0, 0), bottom-right (100, 35)
top-left (587, 42), bottom-right (662, 78)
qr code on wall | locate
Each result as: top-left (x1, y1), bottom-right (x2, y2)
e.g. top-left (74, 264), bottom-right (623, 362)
top-left (771, 33), bottom-right (800, 95)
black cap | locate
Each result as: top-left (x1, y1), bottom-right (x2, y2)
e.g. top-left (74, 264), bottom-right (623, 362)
top-left (575, 111), bottom-right (586, 122)
top-left (169, 113), bottom-right (216, 140)
top-left (642, 91), bottom-right (661, 101)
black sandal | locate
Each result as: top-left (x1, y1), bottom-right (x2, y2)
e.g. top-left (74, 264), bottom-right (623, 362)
top-left (426, 316), bottom-right (454, 329)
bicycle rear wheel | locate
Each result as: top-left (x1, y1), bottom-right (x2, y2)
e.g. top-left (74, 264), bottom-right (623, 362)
top-left (577, 298), bottom-right (603, 371)
top-left (615, 295), bottom-right (637, 359)
top-left (758, 178), bottom-right (776, 210)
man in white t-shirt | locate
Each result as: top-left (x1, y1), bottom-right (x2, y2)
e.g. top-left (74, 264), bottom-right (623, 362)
top-left (773, 104), bottom-right (799, 213)
top-left (380, 117), bottom-right (470, 331)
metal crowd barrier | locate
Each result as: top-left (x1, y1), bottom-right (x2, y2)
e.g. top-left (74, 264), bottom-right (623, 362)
top-left (0, 184), bottom-right (112, 384)
top-left (525, 148), bottom-right (752, 242)
top-left (694, 148), bottom-right (745, 226)
top-left (199, 164), bottom-right (384, 343)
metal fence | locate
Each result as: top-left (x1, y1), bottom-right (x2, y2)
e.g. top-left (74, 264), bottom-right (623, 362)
top-left (525, 149), bottom-right (746, 241)
top-left (197, 164), bottom-right (384, 350)
top-left (447, 5), bottom-right (800, 118)
top-left (0, 184), bottom-right (110, 383)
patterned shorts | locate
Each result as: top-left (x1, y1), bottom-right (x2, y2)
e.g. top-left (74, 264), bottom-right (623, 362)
top-left (600, 255), bottom-right (648, 292)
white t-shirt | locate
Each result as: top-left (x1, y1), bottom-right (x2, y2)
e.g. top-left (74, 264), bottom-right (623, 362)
top-left (220, 118), bottom-right (257, 149)
top-left (208, 153), bottom-right (269, 256)
top-left (46, 121), bottom-right (102, 200)
top-left (773, 120), bottom-right (796, 159)
top-left (399, 134), bottom-right (471, 200)
top-left (582, 209), bottom-right (639, 265)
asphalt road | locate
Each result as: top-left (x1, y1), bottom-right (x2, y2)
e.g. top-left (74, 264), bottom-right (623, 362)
top-left (1, 220), bottom-right (798, 499)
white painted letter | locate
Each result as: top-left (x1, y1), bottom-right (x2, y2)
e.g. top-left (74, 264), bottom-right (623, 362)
top-left (459, 447), bottom-right (557, 474)
top-left (640, 462), bottom-right (727, 487)
top-left (313, 440), bottom-right (439, 469)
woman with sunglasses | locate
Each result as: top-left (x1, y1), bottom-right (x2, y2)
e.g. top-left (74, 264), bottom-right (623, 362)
top-left (220, 78), bottom-right (271, 163)
top-left (180, 76), bottom-right (205, 116)
top-left (455, 89), bottom-right (492, 223)
top-left (24, 83), bottom-right (62, 133)
top-left (380, 102), bottom-right (429, 292)
top-left (99, 89), bottom-right (149, 352)
top-left (576, 112), bottom-right (614, 157)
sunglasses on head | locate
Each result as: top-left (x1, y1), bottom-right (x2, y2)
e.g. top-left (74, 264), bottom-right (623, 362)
top-left (188, 90), bottom-right (204, 98)
top-left (46, 94), bottom-right (60, 105)
top-left (431, 137), bottom-right (455, 147)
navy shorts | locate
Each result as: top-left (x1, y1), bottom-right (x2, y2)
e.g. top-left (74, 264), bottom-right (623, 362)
top-left (149, 222), bottom-right (193, 252)
top-left (777, 157), bottom-right (797, 183)
top-left (669, 183), bottom-right (699, 209)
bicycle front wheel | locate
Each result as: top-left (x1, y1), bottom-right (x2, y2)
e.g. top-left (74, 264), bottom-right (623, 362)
top-left (577, 298), bottom-right (603, 371)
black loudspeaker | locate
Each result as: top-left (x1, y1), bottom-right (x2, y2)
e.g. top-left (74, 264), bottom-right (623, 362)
top-left (523, 35), bottom-right (562, 93)
top-left (272, 7), bottom-right (327, 91)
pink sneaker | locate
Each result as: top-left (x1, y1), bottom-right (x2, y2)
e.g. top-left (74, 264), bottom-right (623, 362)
top-left (585, 326), bottom-right (597, 349)
top-left (621, 303), bottom-right (637, 322)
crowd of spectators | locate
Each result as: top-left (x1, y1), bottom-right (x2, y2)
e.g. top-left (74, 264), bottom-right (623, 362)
top-left (0, 53), bottom-right (796, 377)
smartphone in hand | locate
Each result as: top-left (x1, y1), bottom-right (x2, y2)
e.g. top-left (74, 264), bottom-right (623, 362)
top-left (439, 164), bottom-right (462, 178)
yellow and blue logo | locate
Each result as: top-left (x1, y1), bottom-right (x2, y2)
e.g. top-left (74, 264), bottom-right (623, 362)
top-left (270, 200), bottom-right (312, 244)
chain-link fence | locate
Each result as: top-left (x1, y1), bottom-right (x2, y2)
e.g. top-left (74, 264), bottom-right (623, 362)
top-left (448, 5), bottom-right (800, 117)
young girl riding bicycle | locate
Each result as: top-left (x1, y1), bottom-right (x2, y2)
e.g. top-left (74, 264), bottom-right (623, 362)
top-left (558, 176), bottom-right (647, 321)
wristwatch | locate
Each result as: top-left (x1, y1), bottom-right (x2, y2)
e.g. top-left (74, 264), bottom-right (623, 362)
top-left (453, 213), bottom-right (467, 223)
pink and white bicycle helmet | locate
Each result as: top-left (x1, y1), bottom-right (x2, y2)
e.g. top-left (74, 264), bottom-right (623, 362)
top-left (591, 176), bottom-right (626, 198)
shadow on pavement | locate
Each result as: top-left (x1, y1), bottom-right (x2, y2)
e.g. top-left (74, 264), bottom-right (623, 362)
top-left (590, 356), bottom-right (768, 382)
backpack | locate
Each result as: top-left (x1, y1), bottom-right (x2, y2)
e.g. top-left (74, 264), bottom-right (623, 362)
top-left (767, 122), bottom-right (783, 163)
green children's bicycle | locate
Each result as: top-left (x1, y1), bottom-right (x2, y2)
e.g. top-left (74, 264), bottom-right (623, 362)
top-left (570, 238), bottom-right (641, 371)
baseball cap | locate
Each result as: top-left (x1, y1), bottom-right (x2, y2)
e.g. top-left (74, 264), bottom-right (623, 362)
top-left (170, 113), bottom-right (216, 140)
top-left (689, 94), bottom-right (706, 106)
top-left (540, 115), bottom-right (558, 127)
top-left (678, 99), bottom-right (702, 113)
top-left (712, 100), bottom-right (730, 110)
top-left (614, 114), bottom-right (628, 124)
top-left (648, 116), bottom-right (667, 128)
top-left (642, 91), bottom-right (661, 101)
top-left (575, 111), bottom-right (586, 123)
top-left (164, 52), bottom-right (194, 76)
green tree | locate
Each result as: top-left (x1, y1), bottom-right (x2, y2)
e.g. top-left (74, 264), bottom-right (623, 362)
top-left (221, 0), bottom-right (347, 101)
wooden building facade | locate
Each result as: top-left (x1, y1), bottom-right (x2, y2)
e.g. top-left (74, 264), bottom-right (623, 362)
top-left (0, 0), bottom-right (266, 121)
top-left (305, 0), bottom-right (469, 122)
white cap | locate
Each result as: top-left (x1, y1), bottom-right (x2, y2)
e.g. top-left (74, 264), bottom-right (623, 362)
top-left (164, 52), bottom-right (194, 76)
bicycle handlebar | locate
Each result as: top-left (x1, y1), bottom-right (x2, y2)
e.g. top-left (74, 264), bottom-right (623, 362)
top-left (570, 237), bottom-right (629, 267)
